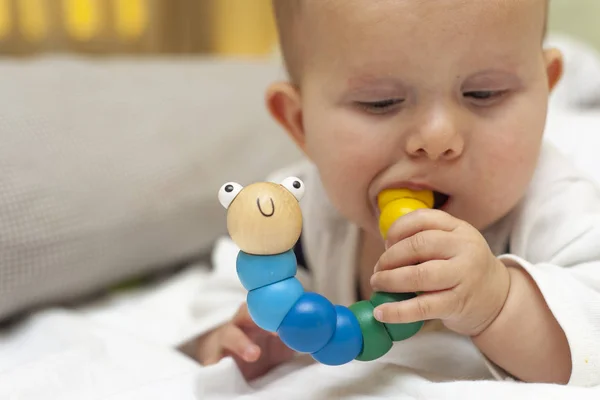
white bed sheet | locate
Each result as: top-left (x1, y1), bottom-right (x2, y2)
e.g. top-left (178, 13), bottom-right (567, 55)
top-left (0, 266), bottom-right (210, 400)
top-left (1, 35), bottom-right (600, 400)
top-left (1, 240), bottom-right (600, 400)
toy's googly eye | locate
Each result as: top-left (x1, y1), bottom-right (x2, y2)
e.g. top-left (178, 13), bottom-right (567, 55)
top-left (219, 182), bottom-right (243, 209)
top-left (281, 177), bottom-right (305, 201)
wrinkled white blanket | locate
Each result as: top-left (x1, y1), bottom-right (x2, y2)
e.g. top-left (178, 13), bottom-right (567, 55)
top-left (1, 243), bottom-right (599, 400)
top-left (200, 354), bottom-right (598, 399)
top-left (0, 267), bottom-right (210, 400)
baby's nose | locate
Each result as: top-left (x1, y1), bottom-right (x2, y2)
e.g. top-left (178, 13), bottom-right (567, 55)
top-left (405, 109), bottom-right (464, 161)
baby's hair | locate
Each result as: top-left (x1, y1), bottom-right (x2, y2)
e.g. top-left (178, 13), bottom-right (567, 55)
top-left (272, 0), bottom-right (550, 82)
top-left (272, 0), bottom-right (303, 83)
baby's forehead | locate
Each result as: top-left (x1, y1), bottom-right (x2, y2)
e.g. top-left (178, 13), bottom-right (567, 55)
top-left (274, 0), bottom-right (547, 82)
top-left (295, 0), bottom-right (547, 35)
top-left (313, 2), bottom-right (546, 51)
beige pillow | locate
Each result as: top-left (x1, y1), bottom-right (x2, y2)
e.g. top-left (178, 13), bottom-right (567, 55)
top-left (0, 56), bottom-right (302, 321)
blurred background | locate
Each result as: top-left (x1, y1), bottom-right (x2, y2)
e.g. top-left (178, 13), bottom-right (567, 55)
top-left (0, 0), bottom-right (598, 57)
top-left (0, 0), bottom-right (278, 56)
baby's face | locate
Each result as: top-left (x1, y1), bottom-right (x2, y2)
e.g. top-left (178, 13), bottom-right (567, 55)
top-left (271, 0), bottom-right (560, 236)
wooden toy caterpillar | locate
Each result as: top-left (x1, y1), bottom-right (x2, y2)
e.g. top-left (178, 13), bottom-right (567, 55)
top-left (218, 177), bottom-right (433, 365)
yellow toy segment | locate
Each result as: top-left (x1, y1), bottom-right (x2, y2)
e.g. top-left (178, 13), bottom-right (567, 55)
top-left (377, 189), bottom-right (434, 239)
top-left (377, 189), bottom-right (434, 211)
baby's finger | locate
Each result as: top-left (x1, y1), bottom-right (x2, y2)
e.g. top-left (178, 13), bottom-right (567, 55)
top-left (221, 325), bottom-right (262, 363)
top-left (371, 260), bottom-right (458, 293)
top-left (201, 352), bottom-right (223, 366)
top-left (196, 334), bottom-right (222, 365)
top-left (232, 304), bottom-right (278, 336)
top-left (376, 230), bottom-right (455, 272)
top-left (385, 208), bottom-right (461, 248)
top-left (373, 290), bottom-right (459, 324)
top-left (232, 303), bottom-right (252, 323)
top-left (231, 305), bottom-right (259, 329)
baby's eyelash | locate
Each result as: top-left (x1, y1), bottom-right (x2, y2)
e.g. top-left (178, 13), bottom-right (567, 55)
top-left (463, 90), bottom-right (506, 100)
top-left (356, 99), bottom-right (404, 113)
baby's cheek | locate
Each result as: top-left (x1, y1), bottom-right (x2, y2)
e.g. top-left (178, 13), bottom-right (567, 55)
top-left (471, 128), bottom-right (540, 228)
top-left (303, 106), bottom-right (399, 227)
top-left (307, 138), bottom-right (376, 224)
top-left (316, 149), bottom-right (371, 212)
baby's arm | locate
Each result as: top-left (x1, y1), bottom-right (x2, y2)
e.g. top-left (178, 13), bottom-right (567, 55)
top-left (474, 177), bottom-right (600, 386)
top-left (472, 264), bottom-right (571, 384)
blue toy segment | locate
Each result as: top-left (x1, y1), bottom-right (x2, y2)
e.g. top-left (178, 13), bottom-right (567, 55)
top-left (277, 292), bottom-right (337, 353)
top-left (236, 250), bottom-right (298, 291)
top-left (247, 277), bottom-right (304, 332)
top-left (311, 305), bottom-right (363, 366)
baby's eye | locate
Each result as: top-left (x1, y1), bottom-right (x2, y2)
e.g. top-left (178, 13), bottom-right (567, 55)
top-left (356, 99), bottom-right (404, 114)
top-left (463, 90), bottom-right (506, 104)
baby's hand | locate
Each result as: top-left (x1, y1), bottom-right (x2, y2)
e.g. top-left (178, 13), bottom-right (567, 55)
top-left (370, 209), bottom-right (510, 336)
top-left (195, 303), bottom-right (295, 381)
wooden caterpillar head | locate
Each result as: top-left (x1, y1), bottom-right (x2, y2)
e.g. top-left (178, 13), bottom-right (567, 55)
top-left (218, 177), bottom-right (304, 255)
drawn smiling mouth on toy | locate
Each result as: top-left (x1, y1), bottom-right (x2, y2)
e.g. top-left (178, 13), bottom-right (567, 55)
top-left (257, 197), bottom-right (275, 217)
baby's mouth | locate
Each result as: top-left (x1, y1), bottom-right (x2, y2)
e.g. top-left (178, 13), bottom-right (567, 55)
top-left (433, 191), bottom-right (450, 209)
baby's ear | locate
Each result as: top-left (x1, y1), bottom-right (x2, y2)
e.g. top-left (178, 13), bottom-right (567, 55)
top-left (544, 48), bottom-right (563, 92)
top-left (265, 82), bottom-right (307, 155)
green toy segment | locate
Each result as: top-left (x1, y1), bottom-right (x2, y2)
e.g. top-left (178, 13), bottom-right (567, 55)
top-left (369, 292), bottom-right (424, 341)
top-left (348, 300), bottom-right (393, 361)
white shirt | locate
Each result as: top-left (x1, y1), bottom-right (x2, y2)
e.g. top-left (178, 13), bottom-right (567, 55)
top-left (199, 140), bottom-right (600, 388)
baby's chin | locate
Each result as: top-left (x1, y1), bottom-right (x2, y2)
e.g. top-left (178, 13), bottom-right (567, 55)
top-left (434, 199), bottom-right (481, 228)
top-left (449, 202), bottom-right (510, 232)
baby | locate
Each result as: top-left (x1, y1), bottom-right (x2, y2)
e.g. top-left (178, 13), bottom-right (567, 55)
top-left (194, 0), bottom-right (600, 387)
